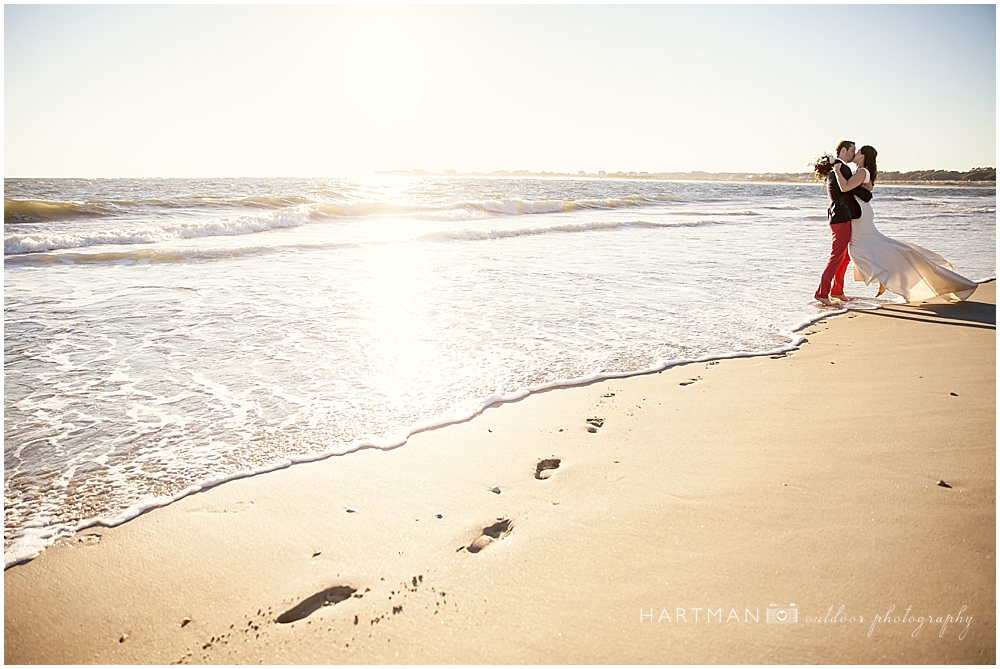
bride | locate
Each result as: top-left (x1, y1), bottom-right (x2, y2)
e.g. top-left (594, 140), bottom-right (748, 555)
top-left (833, 145), bottom-right (978, 303)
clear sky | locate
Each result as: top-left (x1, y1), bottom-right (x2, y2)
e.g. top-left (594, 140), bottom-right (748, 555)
top-left (5, 4), bottom-right (996, 177)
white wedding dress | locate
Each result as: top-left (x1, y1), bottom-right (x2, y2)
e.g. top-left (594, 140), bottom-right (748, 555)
top-left (849, 171), bottom-right (977, 303)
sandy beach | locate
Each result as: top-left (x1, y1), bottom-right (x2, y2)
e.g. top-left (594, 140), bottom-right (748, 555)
top-left (5, 282), bottom-right (995, 664)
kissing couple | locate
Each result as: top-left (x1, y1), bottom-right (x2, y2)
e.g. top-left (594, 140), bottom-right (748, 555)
top-left (815, 140), bottom-right (977, 306)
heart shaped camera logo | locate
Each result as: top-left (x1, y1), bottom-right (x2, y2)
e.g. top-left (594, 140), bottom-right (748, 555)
top-left (766, 604), bottom-right (798, 624)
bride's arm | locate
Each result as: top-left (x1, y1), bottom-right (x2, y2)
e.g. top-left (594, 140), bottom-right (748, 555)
top-left (861, 168), bottom-right (873, 191)
top-left (833, 166), bottom-right (868, 192)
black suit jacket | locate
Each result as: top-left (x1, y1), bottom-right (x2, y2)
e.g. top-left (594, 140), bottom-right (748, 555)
top-left (826, 161), bottom-right (871, 224)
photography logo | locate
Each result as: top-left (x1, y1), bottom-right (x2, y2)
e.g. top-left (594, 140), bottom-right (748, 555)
top-left (766, 603), bottom-right (798, 624)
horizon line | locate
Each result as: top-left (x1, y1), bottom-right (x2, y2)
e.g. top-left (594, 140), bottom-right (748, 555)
top-left (5, 167), bottom-right (996, 181)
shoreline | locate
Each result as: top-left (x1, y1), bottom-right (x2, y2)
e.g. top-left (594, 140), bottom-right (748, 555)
top-left (1, 293), bottom-right (894, 570)
top-left (5, 281), bottom-right (996, 663)
top-left (14, 280), bottom-right (997, 570)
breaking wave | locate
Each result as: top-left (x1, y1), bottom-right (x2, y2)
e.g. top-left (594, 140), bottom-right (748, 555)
top-left (5, 207), bottom-right (315, 255)
top-left (4, 200), bottom-right (116, 223)
top-left (420, 218), bottom-right (729, 242)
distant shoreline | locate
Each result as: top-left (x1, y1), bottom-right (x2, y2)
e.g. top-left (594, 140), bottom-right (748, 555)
top-left (376, 169), bottom-right (997, 186)
top-left (4, 174), bottom-right (994, 186)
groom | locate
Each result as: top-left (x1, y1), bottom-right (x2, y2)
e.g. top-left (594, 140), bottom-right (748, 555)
top-left (815, 140), bottom-right (861, 305)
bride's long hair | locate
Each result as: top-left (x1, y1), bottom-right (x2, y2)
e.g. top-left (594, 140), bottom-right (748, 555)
top-left (859, 145), bottom-right (878, 182)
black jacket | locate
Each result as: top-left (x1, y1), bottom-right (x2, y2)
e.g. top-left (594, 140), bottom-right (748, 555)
top-left (827, 161), bottom-right (871, 224)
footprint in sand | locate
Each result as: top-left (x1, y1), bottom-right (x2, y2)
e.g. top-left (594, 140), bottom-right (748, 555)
top-left (679, 376), bottom-right (702, 386)
top-left (466, 518), bottom-right (513, 553)
top-left (276, 586), bottom-right (358, 623)
top-left (535, 458), bottom-right (561, 480)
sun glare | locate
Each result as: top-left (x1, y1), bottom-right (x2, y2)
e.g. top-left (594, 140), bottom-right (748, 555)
top-left (341, 13), bottom-right (431, 128)
top-left (359, 241), bottom-right (437, 404)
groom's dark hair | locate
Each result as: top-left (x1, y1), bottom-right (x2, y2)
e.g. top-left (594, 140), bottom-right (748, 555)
top-left (836, 140), bottom-right (855, 155)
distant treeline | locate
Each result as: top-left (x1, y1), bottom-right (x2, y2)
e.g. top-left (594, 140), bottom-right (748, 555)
top-left (378, 168), bottom-right (996, 184)
top-left (878, 167), bottom-right (996, 182)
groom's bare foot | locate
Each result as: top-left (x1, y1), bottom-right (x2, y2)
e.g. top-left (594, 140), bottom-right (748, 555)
top-left (830, 294), bottom-right (849, 302)
top-left (816, 297), bottom-right (834, 306)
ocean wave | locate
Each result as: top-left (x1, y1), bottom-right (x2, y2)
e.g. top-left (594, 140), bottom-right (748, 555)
top-left (5, 192), bottom-right (685, 228)
top-left (3, 241), bottom-right (361, 265)
top-left (4, 195), bottom-right (336, 222)
top-left (4, 199), bottom-right (117, 223)
top-left (909, 199), bottom-right (993, 210)
top-left (312, 201), bottom-right (421, 217)
top-left (4, 207), bottom-right (315, 255)
top-left (464, 194), bottom-right (680, 215)
top-left (4, 247), bottom-right (265, 265)
top-left (669, 209), bottom-right (761, 216)
top-left (308, 194), bottom-right (683, 220)
top-left (419, 219), bottom-right (726, 242)
top-left (237, 195), bottom-right (316, 209)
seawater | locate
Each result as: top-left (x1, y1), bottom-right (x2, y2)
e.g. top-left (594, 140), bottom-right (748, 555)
top-left (4, 177), bottom-right (996, 567)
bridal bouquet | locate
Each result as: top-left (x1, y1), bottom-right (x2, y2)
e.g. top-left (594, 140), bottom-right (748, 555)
top-left (812, 154), bottom-right (835, 179)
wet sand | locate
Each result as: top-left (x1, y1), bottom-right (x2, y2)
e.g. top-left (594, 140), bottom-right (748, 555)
top-left (5, 282), bottom-right (995, 664)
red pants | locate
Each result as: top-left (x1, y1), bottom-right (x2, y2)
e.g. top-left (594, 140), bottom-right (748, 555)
top-left (816, 221), bottom-right (852, 299)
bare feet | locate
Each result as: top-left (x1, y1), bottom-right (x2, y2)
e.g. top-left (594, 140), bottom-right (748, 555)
top-left (830, 294), bottom-right (848, 302)
top-left (876, 284), bottom-right (886, 297)
top-left (816, 297), bottom-right (834, 306)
